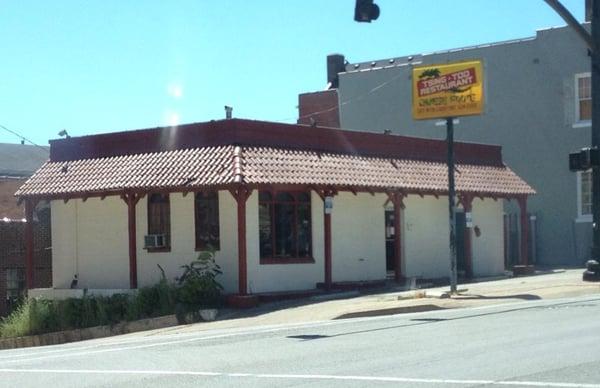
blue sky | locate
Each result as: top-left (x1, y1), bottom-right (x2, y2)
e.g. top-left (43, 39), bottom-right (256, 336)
top-left (0, 0), bottom-right (586, 146)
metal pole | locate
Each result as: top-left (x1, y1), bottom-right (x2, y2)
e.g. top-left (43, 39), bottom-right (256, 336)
top-left (591, 1), bottom-right (600, 268)
top-left (447, 117), bottom-right (458, 293)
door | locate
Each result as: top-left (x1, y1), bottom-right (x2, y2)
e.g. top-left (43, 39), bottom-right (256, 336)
top-left (455, 211), bottom-right (467, 276)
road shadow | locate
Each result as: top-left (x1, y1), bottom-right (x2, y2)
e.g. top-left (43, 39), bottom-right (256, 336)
top-left (452, 294), bottom-right (541, 301)
top-left (334, 304), bottom-right (446, 320)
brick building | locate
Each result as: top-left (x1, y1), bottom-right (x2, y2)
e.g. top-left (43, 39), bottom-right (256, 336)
top-left (0, 143), bottom-right (51, 315)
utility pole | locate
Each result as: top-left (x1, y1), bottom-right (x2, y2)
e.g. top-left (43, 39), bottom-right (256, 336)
top-left (447, 117), bottom-right (458, 293)
top-left (587, 0), bottom-right (600, 280)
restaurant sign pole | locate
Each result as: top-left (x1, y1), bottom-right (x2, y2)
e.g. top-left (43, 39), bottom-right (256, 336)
top-left (412, 60), bottom-right (485, 294)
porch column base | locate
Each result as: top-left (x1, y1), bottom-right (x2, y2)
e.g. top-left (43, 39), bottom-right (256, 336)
top-left (226, 294), bottom-right (259, 309)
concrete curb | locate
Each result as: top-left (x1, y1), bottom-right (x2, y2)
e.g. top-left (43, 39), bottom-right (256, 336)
top-left (0, 315), bottom-right (178, 350)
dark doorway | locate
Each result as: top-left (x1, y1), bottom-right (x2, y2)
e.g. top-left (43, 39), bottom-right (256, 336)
top-left (385, 209), bottom-right (395, 272)
top-left (455, 211), bottom-right (467, 276)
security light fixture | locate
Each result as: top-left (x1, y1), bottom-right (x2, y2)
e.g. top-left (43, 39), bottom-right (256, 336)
top-left (58, 129), bottom-right (70, 138)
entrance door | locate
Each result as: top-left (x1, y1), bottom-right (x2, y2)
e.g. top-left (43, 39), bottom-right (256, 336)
top-left (384, 210), bottom-right (395, 272)
top-left (455, 211), bottom-right (467, 276)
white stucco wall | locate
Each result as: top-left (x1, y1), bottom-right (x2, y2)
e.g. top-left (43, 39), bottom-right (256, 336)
top-left (50, 200), bottom-right (77, 289)
top-left (403, 195), bottom-right (451, 279)
top-left (246, 191), bottom-right (325, 293)
top-left (51, 192), bottom-right (239, 293)
top-left (49, 189), bottom-right (505, 293)
top-left (471, 198), bottom-right (505, 277)
top-left (136, 191), bottom-right (239, 293)
top-left (331, 193), bottom-right (386, 282)
top-left (51, 197), bottom-right (129, 289)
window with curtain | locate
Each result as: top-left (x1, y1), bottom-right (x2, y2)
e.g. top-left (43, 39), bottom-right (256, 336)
top-left (576, 74), bottom-right (591, 122)
top-left (259, 191), bottom-right (312, 261)
top-left (195, 191), bottom-right (220, 250)
top-left (147, 193), bottom-right (171, 249)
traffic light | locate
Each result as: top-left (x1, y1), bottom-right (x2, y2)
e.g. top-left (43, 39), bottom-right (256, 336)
top-left (354, 0), bottom-right (380, 22)
top-left (569, 147), bottom-right (600, 171)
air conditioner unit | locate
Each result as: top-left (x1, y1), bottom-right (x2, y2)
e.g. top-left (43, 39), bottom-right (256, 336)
top-left (144, 234), bottom-right (167, 249)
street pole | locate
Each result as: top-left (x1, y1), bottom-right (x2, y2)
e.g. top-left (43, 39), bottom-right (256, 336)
top-left (590, 1), bottom-right (600, 277)
top-left (447, 117), bottom-right (458, 293)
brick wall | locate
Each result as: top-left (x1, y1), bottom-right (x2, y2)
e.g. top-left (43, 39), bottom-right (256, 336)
top-left (297, 89), bottom-right (340, 128)
top-left (0, 206), bottom-right (52, 316)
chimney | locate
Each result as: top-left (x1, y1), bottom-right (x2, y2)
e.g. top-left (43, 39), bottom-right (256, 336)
top-left (327, 54), bottom-right (346, 89)
top-left (586, 0), bottom-right (593, 22)
top-left (224, 106), bottom-right (233, 119)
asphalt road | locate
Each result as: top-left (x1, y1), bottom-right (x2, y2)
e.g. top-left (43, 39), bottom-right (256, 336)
top-left (0, 295), bottom-right (599, 388)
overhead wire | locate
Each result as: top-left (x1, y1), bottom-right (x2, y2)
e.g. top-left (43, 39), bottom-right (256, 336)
top-left (0, 124), bottom-right (49, 154)
top-left (277, 66), bottom-right (410, 124)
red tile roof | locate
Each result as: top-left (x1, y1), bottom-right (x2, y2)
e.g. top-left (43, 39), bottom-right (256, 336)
top-left (16, 144), bottom-right (535, 199)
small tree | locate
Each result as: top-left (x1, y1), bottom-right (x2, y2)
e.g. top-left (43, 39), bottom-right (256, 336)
top-left (176, 248), bottom-right (223, 311)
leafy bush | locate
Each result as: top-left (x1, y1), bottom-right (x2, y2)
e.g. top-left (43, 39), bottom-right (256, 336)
top-left (0, 258), bottom-right (223, 338)
top-left (176, 249), bottom-right (223, 310)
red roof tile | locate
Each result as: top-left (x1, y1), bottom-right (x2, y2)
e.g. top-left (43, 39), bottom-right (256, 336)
top-left (16, 145), bottom-right (535, 198)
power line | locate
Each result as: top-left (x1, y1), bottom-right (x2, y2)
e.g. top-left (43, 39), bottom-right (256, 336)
top-left (277, 67), bottom-right (410, 124)
top-left (0, 124), bottom-right (49, 154)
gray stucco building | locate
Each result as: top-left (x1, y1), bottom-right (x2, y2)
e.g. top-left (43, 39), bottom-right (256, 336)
top-left (303, 24), bottom-right (592, 267)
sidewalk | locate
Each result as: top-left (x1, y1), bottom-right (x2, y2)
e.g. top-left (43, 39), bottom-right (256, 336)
top-left (149, 268), bottom-right (600, 336)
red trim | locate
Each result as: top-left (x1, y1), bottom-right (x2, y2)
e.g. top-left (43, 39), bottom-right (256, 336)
top-left (49, 118), bottom-right (504, 167)
top-left (518, 196), bottom-right (529, 265)
top-left (260, 257), bottom-right (315, 265)
top-left (231, 186), bottom-right (252, 295)
top-left (24, 200), bottom-right (34, 290)
top-left (121, 193), bottom-right (142, 289)
top-left (324, 212), bottom-right (332, 289)
top-left (320, 190), bottom-right (335, 290)
top-left (146, 247), bottom-right (171, 253)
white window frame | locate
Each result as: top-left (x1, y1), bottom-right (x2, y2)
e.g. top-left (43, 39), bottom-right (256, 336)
top-left (576, 170), bottom-right (593, 223)
top-left (573, 72), bottom-right (592, 128)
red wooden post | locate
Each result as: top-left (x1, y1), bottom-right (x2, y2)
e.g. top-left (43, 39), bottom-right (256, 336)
top-left (462, 195), bottom-right (474, 278)
top-left (324, 212), bottom-right (332, 289)
top-left (127, 195), bottom-right (138, 289)
top-left (24, 199), bottom-right (35, 290)
top-left (232, 186), bottom-right (251, 295)
top-left (518, 196), bottom-right (529, 266)
top-left (122, 193), bottom-right (142, 289)
top-left (322, 190), bottom-right (335, 290)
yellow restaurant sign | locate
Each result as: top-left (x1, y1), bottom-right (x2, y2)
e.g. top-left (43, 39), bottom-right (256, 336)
top-left (412, 60), bottom-right (484, 120)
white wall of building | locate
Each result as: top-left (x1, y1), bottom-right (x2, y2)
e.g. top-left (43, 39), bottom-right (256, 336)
top-left (51, 197), bottom-right (129, 289)
top-left (331, 193), bottom-right (386, 282)
top-left (136, 191), bottom-right (239, 293)
top-left (48, 189), bottom-right (506, 293)
top-left (50, 200), bottom-right (77, 289)
top-left (245, 191), bottom-right (325, 293)
top-left (471, 198), bottom-right (505, 277)
top-left (403, 195), bottom-right (450, 279)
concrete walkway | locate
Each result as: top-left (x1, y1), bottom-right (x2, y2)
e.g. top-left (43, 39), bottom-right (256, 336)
top-left (138, 268), bottom-right (600, 337)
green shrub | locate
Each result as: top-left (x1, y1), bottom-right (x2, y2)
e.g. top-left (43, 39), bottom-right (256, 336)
top-left (176, 249), bottom-right (223, 310)
top-left (0, 265), bottom-right (192, 338)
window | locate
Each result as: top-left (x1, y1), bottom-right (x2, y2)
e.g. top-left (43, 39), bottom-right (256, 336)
top-left (576, 73), bottom-right (591, 123)
top-left (147, 193), bottom-right (171, 250)
top-left (578, 170), bottom-right (592, 222)
top-left (259, 191), bottom-right (312, 263)
top-left (6, 268), bottom-right (25, 309)
top-left (195, 191), bottom-right (220, 250)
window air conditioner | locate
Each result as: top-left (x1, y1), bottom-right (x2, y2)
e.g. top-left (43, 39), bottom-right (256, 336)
top-left (144, 234), bottom-right (167, 248)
